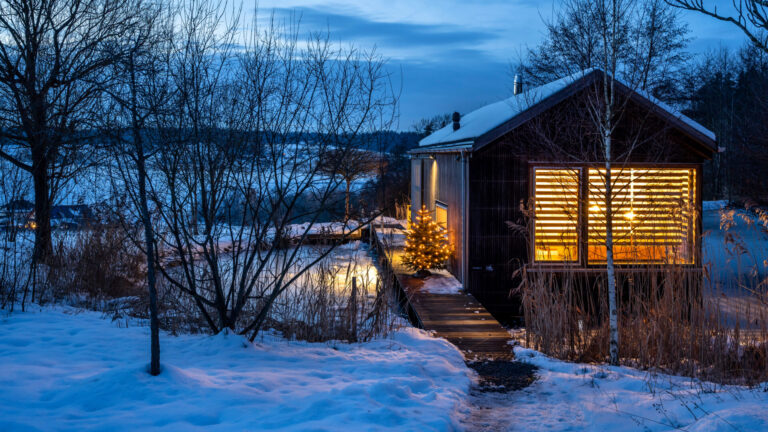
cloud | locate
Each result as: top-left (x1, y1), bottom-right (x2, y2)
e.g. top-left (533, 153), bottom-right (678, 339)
top-left (270, 7), bottom-right (498, 52)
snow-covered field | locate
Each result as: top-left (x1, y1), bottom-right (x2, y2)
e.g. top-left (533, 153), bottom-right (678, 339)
top-left (0, 306), bottom-right (471, 431)
top-left (3, 305), bottom-right (768, 431)
top-left (466, 347), bottom-right (768, 432)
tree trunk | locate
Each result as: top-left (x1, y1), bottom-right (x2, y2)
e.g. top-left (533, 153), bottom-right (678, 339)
top-left (604, 160), bottom-right (619, 366)
top-left (345, 178), bottom-right (351, 221)
top-left (130, 57), bottom-right (161, 376)
top-left (137, 142), bottom-right (161, 376)
top-left (31, 150), bottom-right (52, 265)
top-left (603, 93), bottom-right (619, 365)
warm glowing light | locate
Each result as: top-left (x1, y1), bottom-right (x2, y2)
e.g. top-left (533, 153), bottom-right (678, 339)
top-left (401, 205), bottom-right (453, 272)
top-left (590, 205), bottom-right (601, 213)
top-left (587, 167), bottom-right (696, 264)
top-left (533, 168), bottom-right (579, 262)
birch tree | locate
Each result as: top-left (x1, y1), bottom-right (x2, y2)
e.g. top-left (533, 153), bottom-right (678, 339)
top-left (518, 0), bottom-right (690, 365)
top-left (519, 0), bottom-right (689, 99)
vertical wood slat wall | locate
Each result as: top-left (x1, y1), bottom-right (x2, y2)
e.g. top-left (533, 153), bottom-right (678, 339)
top-left (410, 158), bottom-right (422, 218)
top-left (414, 154), bottom-right (466, 282)
top-left (468, 146), bottom-right (528, 318)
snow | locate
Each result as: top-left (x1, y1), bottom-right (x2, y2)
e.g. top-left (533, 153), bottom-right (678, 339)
top-left (703, 206), bottom-right (768, 285)
top-left (0, 306), bottom-right (472, 431)
top-left (420, 270), bottom-right (463, 295)
top-left (465, 346), bottom-right (768, 432)
top-left (419, 68), bottom-right (716, 147)
top-left (283, 220), bottom-right (360, 238)
top-left (702, 206), bottom-right (768, 327)
top-left (375, 222), bottom-right (408, 248)
top-left (371, 215), bottom-right (405, 227)
top-left (703, 200), bottom-right (728, 211)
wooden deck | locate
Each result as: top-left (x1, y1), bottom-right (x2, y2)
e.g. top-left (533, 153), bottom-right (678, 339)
top-left (372, 222), bottom-right (514, 361)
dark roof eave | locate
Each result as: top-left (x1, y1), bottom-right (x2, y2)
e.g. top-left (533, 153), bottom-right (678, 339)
top-left (408, 140), bottom-right (474, 154)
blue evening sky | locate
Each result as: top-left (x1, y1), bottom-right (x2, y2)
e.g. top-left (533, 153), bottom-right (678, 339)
top-left (256, 0), bottom-right (748, 130)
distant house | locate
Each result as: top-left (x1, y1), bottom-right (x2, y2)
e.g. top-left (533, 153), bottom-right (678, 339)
top-left (410, 69), bottom-right (717, 319)
top-left (0, 199), bottom-right (34, 229)
top-left (0, 199), bottom-right (95, 230)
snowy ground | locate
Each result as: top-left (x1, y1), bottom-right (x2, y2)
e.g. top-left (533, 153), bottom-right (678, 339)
top-left (0, 306), bottom-right (471, 431)
top-left (702, 205), bottom-right (768, 327)
top-left (464, 347), bottom-right (768, 432)
top-left (4, 306), bottom-right (767, 432)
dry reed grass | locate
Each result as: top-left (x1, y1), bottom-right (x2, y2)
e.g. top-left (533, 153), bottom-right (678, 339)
top-left (519, 203), bottom-right (768, 385)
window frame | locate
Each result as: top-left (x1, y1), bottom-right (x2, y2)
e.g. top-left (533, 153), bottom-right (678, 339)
top-left (528, 162), bottom-right (700, 268)
top-left (585, 166), bottom-right (698, 266)
top-left (435, 200), bottom-right (448, 230)
top-left (530, 166), bottom-right (582, 265)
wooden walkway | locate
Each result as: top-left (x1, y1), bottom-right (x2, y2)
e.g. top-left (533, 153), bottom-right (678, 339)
top-left (371, 221), bottom-right (514, 361)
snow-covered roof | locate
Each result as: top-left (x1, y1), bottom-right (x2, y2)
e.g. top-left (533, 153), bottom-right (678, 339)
top-left (418, 68), bottom-right (716, 150)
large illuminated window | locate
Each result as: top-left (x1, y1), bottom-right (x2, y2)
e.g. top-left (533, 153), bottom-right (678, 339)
top-left (587, 167), bottom-right (696, 264)
top-left (530, 166), bottom-right (697, 265)
top-left (532, 168), bottom-right (580, 262)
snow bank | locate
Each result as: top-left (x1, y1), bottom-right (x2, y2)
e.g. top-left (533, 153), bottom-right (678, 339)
top-left (0, 306), bottom-right (471, 431)
top-left (500, 346), bottom-right (768, 431)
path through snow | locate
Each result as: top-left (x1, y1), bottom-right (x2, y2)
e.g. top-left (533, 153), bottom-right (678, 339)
top-left (460, 347), bottom-right (768, 432)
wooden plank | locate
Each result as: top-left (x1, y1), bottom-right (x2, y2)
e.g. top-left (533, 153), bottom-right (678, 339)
top-left (373, 225), bottom-right (514, 361)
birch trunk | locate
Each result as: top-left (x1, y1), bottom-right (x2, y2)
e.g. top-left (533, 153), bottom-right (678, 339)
top-left (602, 17), bottom-right (620, 363)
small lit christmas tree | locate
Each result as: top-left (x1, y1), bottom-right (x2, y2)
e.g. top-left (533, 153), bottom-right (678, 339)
top-left (402, 205), bottom-right (452, 277)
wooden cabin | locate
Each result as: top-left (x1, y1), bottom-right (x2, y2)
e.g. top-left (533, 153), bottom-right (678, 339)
top-left (410, 69), bottom-right (717, 322)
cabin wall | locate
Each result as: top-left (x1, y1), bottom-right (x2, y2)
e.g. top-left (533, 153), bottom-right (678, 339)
top-left (467, 145), bottom-right (528, 321)
top-left (411, 154), bottom-right (467, 283)
top-left (410, 158), bottom-right (422, 217)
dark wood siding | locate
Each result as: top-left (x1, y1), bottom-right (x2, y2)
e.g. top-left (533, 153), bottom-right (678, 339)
top-left (467, 145), bottom-right (528, 320)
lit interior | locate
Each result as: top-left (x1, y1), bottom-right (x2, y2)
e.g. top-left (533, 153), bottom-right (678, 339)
top-left (435, 202), bottom-right (448, 229)
top-left (533, 168), bottom-right (580, 262)
top-left (587, 167), bottom-right (696, 264)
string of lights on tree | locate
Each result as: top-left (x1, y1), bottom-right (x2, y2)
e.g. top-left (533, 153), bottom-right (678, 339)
top-left (402, 206), bottom-right (452, 275)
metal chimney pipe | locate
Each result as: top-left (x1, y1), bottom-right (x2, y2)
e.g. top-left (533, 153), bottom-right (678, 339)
top-left (513, 74), bottom-right (523, 95)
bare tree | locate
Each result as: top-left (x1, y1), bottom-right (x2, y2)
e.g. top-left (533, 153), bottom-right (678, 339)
top-left (317, 148), bottom-right (383, 220)
top-left (517, 0), bottom-right (693, 365)
top-left (0, 0), bottom-right (141, 265)
top-left (148, 6), bottom-right (397, 339)
top-left (519, 0), bottom-right (689, 99)
top-left (100, 0), bottom-right (172, 376)
top-left (667, 1), bottom-right (768, 53)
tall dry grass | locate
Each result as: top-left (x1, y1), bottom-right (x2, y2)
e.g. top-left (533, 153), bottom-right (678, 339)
top-left (520, 204), bottom-right (768, 385)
